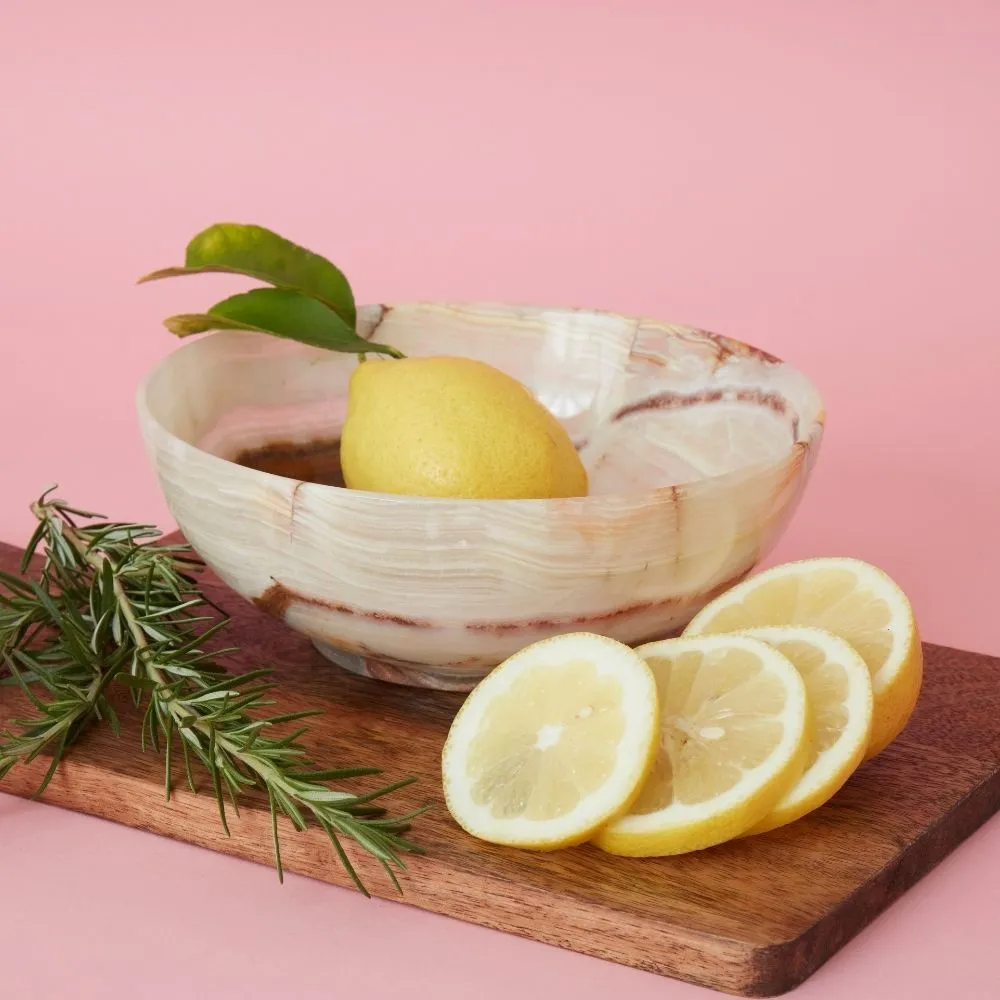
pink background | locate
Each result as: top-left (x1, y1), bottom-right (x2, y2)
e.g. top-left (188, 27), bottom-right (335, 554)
top-left (2, 1), bottom-right (999, 997)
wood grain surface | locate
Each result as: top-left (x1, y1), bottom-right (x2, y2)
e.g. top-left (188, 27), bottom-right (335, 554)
top-left (2, 538), bottom-right (999, 997)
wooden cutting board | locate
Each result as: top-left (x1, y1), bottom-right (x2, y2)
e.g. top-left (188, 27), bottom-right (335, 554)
top-left (2, 539), bottom-right (999, 997)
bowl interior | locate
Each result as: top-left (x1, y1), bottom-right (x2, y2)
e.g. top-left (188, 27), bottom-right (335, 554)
top-left (144, 302), bottom-right (823, 496)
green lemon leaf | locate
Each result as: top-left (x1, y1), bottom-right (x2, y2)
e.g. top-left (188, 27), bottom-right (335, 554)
top-left (138, 222), bottom-right (356, 327)
top-left (163, 288), bottom-right (401, 357)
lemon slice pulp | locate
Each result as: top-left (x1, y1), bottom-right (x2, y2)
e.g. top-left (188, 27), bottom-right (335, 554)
top-left (684, 558), bottom-right (922, 757)
top-left (593, 635), bottom-right (808, 857)
top-left (442, 633), bottom-right (659, 849)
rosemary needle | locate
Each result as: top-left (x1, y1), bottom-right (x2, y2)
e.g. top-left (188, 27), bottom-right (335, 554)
top-left (0, 488), bottom-right (424, 893)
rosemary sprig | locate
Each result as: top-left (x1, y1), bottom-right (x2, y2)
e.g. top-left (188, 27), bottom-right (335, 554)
top-left (0, 489), bottom-right (424, 894)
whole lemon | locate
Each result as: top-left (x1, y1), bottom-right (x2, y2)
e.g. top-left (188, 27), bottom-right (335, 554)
top-left (339, 356), bottom-right (588, 499)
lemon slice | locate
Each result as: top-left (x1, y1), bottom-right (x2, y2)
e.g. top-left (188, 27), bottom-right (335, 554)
top-left (733, 627), bottom-right (873, 835)
top-left (442, 633), bottom-right (659, 849)
top-left (684, 558), bottom-right (922, 758)
top-left (593, 635), bottom-right (808, 857)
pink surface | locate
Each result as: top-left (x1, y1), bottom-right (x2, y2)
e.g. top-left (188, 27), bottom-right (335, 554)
top-left (1, 1), bottom-right (999, 997)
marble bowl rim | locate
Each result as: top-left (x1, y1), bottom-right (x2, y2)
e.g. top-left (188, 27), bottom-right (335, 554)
top-left (136, 300), bottom-right (826, 508)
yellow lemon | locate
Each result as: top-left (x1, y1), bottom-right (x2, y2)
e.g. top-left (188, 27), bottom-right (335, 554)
top-left (593, 635), bottom-right (808, 857)
top-left (442, 633), bottom-right (659, 849)
top-left (340, 356), bottom-right (588, 499)
top-left (684, 558), bottom-right (922, 758)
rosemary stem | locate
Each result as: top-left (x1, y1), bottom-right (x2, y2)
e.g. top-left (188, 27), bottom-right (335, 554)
top-left (55, 515), bottom-right (293, 793)
top-left (46, 507), bottom-right (358, 816)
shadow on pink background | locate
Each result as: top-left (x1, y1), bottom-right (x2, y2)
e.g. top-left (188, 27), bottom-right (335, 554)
top-left (1, 2), bottom-right (999, 998)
